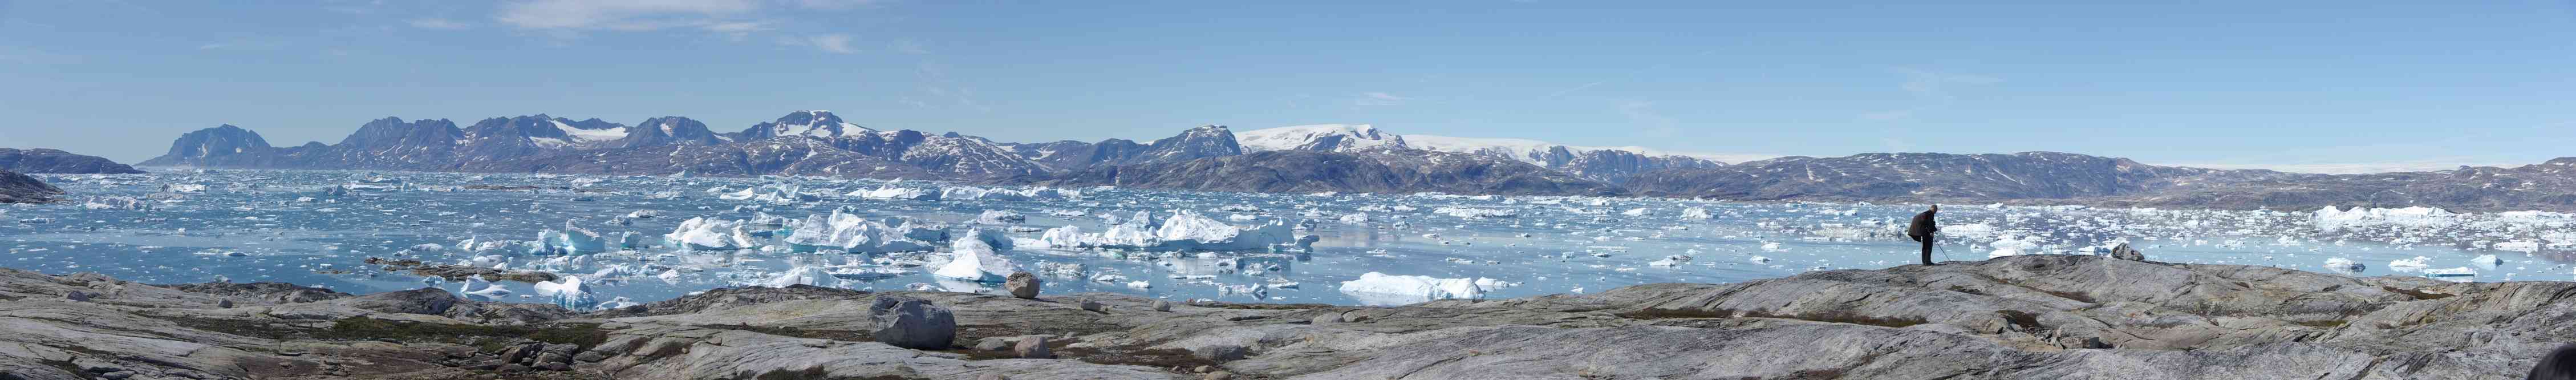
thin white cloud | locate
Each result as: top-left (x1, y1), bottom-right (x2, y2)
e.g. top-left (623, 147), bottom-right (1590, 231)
top-left (408, 18), bottom-right (472, 29)
top-left (1617, 100), bottom-right (1681, 135)
top-left (1354, 92), bottom-right (1410, 106)
top-left (1861, 67), bottom-right (1999, 122)
top-left (806, 34), bottom-right (856, 54)
top-left (495, 0), bottom-right (761, 31)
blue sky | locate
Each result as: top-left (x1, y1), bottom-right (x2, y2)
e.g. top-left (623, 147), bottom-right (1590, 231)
top-left (2, 1), bottom-right (2571, 173)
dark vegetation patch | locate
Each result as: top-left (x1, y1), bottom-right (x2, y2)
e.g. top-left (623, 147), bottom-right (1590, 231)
top-left (696, 324), bottom-right (874, 342)
top-left (1996, 310), bottom-right (2042, 330)
top-left (1196, 301), bottom-right (1336, 310)
top-left (2381, 285), bottom-right (2454, 300)
top-left (180, 316), bottom-right (607, 353)
top-left (729, 366), bottom-right (916, 380)
top-left (1616, 308), bottom-right (1928, 328)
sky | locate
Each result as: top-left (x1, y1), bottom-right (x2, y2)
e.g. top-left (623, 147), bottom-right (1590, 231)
top-left (3, 1), bottom-right (2572, 173)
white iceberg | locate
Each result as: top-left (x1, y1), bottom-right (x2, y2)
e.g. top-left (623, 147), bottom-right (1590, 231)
top-left (664, 217), bottom-right (756, 250)
top-left (1337, 272), bottom-right (1494, 305)
top-left (533, 276), bottom-right (599, 311)
top-left (782, 209), bottom-right (936, 253)
top-left (853, 187), bottom-right (941, 201)
top-left (934, 230), bottom-right (1019, 282)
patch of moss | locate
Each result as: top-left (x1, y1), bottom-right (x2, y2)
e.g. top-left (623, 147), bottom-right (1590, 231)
top-left (695, 324), bottom-right (873, 342)
top-left (1195, 302), bottom-right (1335, 310)
top-left (732, 366), bottom-right (916, 380)
top-left (2294, 320), bottom-right (2348, 328)
top-left (1614, 308), bottom-right (1739, 320)
top-left (1616, 308), bottom-right (1927, 328)
top-left (320, 317), bottom-right (606, 350)
top-left (1997, 310), bottom-right (2042, 330)
top-left (2381, 285), bottom-right (2454, 300)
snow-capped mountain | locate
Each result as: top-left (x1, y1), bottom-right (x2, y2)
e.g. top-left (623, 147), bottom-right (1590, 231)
top-left (1235, 124), bottom-right (1407, 152)
top-left (1235, 124), bottom-right (1724, 182)
top-left (614, 116), bottom-right (729, 148)
top-left (735, 111), bottom-right (871, 140)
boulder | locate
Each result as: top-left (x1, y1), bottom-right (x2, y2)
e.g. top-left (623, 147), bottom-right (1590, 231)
top-left (2109, 243), bottom-right (2145, 261)
top-left (868, 296), bottom-right (957, 350)
top-left (1005, 272), bottom-right (1041, 299)
top-left (1013, 335), bottom-right (1053, 359)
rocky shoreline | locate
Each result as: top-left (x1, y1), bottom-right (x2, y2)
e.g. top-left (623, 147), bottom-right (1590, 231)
top-left (1, 254), bottom-right (2563, 379)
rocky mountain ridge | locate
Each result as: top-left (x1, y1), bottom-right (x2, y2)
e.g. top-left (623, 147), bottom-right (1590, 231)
top-left (0, 148), bottom-right (144, 174)
top-left (135, 112), bottom-right (2576, 212)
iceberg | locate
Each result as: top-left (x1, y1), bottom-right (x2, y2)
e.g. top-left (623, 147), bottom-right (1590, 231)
top-left (976, 209), bottom-right (1027, 224)
top-left (664, 217), bottom-right (755, 250)
top-left (939, 186), bottom-right (1072, 201)
top-left (1337, 272), bottom-right (1492, 305)
top-left (2388, 256), bottom-right (2432, 273)
top-left (533, 276), bottom-right (599, 311)
top-left (934, 230), bottom-right (1018, 282)
top-left (781, 209), bottom-right (937, 253)
top-left (541, 220), bottom-right (611, 254)
top-left (1680, 207), bottom-right (1714, 220)
top-left (853, 187), bottom-right (941, 201)
top-left (2324, 257), bottom-right (2366, 274)
top-left (1031, 210), bottom-right (1315, 252)
top-left (1434, 207), bottom-right (1518, 219)
top-left (761, 265), bottom-right (843, 288)
top-left (457, 275), bottom-right (511, 298)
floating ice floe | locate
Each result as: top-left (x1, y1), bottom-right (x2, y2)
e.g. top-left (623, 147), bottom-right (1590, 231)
top-left (2388, 256), bottom-right (2432, 273)
top-left (934, 229), bottom-right (1020, 282)
top-left (1435, 207), bottom-right (1518, 219)
top-left (82, 196), bottom-right (151, 211)
top-left (664, 217), bottom-right (756, 250)
top-left (532, 276), bottom-right (599, 311)
top-left (458, 275), bottom-right (511, 298)
top-left (2324, 257), bottom-right (2366, 274)
top-left (761, 265), bottom-right (844, 288)
top-left (2313, 205), bottom-right (2460, 231)
top-left (1030, 210), bottom-right (1316, 252)
top-left (782, 209), bottom-right (938, 253)
top-left (853, 187), bottom-right (940, 201)
top-left (977, 209), bottom-right (1027, 224)
top-left (1336, 272), bottom-right (1501, 305)
top-left (539, 220), bottom-right (612, 254)
top-left (939, 186), bottom-right (1072, 201)
top-left (1680, 207), bottom-right (1714, 220)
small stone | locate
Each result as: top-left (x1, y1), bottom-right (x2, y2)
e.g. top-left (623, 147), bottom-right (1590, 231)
top-left (1203, 371), bottom-right (1234, 380)
top-left (64, 290), bottom-right (92, 302)
top-left (500, 364), bottom-right (530, 373)
top-left (1013, 335), bottom-right (1053, 359)
top-left (1005, 272), bottom-right (1042, 300)
top-left (974, 337), bottom-right (1017, 351)
top-left (217, 298), bottom-right (235, 308)
top-left (1153, 300), bottom-right (1173, 312)
top-left (2110, 243), bottom-right (2145, 261)
top-left (1080, 299), bottom-right (1106, 313)
top-left (1194, 365), bottom-right (1215, 373)
top-left (101, 371), bottom-right (133, 379)
top-left (573, 351), bottom-right (608, 362)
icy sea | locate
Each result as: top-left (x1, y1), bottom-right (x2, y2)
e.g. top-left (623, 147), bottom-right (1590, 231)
top-left (9, 170), bottom-right (2576, 310)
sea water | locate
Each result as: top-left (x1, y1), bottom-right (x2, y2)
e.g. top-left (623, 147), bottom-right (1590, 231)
top-left (5, 169), bottom-right (2569, 308)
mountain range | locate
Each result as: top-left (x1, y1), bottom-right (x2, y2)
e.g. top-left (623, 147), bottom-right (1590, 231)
top-left (133, 111), bottom-right (2576, 212)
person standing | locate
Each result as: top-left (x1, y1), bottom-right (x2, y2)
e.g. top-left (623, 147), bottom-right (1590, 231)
top-left (1906, 205), bottom-right (1938, 265)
